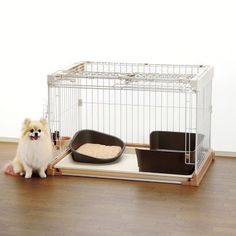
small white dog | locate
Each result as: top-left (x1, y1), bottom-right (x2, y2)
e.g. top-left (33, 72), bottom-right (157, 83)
top-left (4, 118), bottom-right (53, 178)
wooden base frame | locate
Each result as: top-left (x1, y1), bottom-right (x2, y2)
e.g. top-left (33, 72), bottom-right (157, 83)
top-left (47, 148), bottom-right (214, 186)
top-left (183, 150), bottom-right (215, 186)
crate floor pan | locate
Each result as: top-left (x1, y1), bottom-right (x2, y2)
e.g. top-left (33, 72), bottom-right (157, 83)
top-left (48, 147), bottom-right (214, 186)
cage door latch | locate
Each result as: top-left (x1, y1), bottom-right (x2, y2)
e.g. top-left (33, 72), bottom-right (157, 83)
top-left (185, 153), bottom-right (191, 164)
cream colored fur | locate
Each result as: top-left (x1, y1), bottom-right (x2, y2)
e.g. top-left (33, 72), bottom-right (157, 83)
top-left (12, 118), bottom-right (53, 178)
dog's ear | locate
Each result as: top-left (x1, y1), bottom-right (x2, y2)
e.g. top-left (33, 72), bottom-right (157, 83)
top-left (23, 118), bottom-right (31, 127)
top-left (40, 118), bottom-right (48, 126)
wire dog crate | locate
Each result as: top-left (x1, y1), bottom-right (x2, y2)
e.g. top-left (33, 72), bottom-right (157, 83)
top-left (47, 61), bottom-right (214, 185)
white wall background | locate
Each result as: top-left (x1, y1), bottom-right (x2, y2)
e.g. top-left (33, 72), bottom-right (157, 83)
top-left (0, 0), bottom-right (235, 152)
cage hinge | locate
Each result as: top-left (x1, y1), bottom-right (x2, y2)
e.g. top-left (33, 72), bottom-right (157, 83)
top-left (209, 105), bottom-right (213, 113)
top-left (190, 80), bottom-right (198, 92)
top-left (78, 99), bottom-right (83, 106)
top-left (47, 75), bottom-right (55, 85)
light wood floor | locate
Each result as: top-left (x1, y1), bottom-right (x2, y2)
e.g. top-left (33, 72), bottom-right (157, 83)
top-left (0, 142), bottom-right (236, 236)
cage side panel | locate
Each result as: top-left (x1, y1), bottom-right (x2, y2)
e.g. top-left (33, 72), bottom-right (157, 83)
top-left (48, 83), bottom-right (82, 139)
top-left (195, 77), bottom-right (212, 172)
top-left (48, 63), bottom-right (203, 146)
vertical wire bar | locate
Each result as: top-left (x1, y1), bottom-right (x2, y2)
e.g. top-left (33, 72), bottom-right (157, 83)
top-left (67, 82), bottom-right (69, 136)
top-left (69, 82), bottom-right (71, 136)
top-left (137, 64), bottom-right (139, 143)
top-left (86, 74), bottom-right (88, 129)
top-left (143, 75), bottom-right (145, 144)
top-left (73, 85), bottom-right (75, 136)
top-left (120, 63), bottom-right (122, 140)
top-left (173, 66), bottom-right (175, 131)
top-left (62, 85), bottom-right (64, 137)
top-left (69, 83), bottom-right (71, 137)
top-left (68, 82), bottom-right (70, 136)
top-left (66, 83), bottom-right (68, 134)
top-left (55, 88), bottom-right (57, 135)
top-left (53, 87), bottom-right (55, 140)
top-left (195, 88), bottom-right (199, 173)
top-left (47, 83), bottom-right (50, 133)
top-left (56, 87), bottom-right (59, 137)
top-left (55, 87), bottom-right (57, 134)
top-left (161, 65), bottom-right (163, 130)
top-left (66, 82), bottom-right (67, 136)
top-left (149, 66), bottom-right (151, 140)
top-left (62, 84), bottom-right (64, 136)
top-left (74, 78), bottom-right (75, 135)
top-left (73, 86), bottom-right (75, 137)
top-left (155, 66), bottom-right (157, 131)
top-left (71, 86), bottom-right (73, 138)
top-left (97, 64), bottom-right (99, 131)
top-left (190, 63), bottom-right (194, 157)
top-left (51, 88), bottom-right (53, 133)
top-left (68, 82), bottom-right (71, 135)
top-left (65, 84), bottom-right (68, 137)
top-left (108, 63), bottom-right (111, 134)
top-left (57, 87), bottom-right (58, 135)
top-left (69, 84), bottom-right (72, 136)
top-left (167, 65), bottom-right (169, 131)
top-left (113, 63), bottom-right (115, 136)
top-left (184, 81), bottom-right (187, 155)
top-left (103, 63), bottom-right (105, 133)
top-left (75, 85), bottom-right (77, 134)
top-left (179, 66), bottom-right (181, 132)
top-left (125, 63), bottom-right (128, 142)
top-left (184, 66), bottom-right (187, 156)
top-left (54, 87), bottom-right (55, 135)
top-left (189, 90), bottom-right (192, 156)
top-left (209, 79), bottom-right (212, 150)
top-left (69, 81), bottom-right (70, 134)
top-left (91, 66), bottom-right (94, 130)
top-left (131, 64), bottom-right (134, 144)
top-left (62, 82), bottom-right (63, 137)
top-left (179, 79), bottom-right (181, 132)
top-left (53, 87), bottom-right (55, 134)
top-left (50, 86), bottom-right (52, 133)
top-left (63, 82), bottom-right (64, 134)
top-left (55, 87), bottom-right (57, 135)
top-left (80, 79), bottom-right (82, 131)
top-left (72, 84), bottom-right (74, 137)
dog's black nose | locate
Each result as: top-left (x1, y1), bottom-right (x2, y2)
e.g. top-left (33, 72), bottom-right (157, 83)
top-left (35, 132), bottom-right (38, 137)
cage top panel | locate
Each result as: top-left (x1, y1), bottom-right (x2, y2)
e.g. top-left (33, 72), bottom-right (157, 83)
top-left (48, 61), bottom-right (213, 91)
top-left (50, 61), bottom-right (208, 76)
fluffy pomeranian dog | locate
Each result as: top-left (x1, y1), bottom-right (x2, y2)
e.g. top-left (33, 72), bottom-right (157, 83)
top-left (4, 118), bottom-right (53, 178)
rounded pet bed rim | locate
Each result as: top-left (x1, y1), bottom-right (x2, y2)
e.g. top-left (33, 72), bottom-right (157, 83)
top-left (69, 129), bottom-right (126, 164)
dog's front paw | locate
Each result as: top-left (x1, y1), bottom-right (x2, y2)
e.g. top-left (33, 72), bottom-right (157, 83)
top-left (39, 173), bottom-right (47, 178)
top-left (39, 170), bottom-right (47, 178)
top-left (25, 173), bottom-right (32, 178)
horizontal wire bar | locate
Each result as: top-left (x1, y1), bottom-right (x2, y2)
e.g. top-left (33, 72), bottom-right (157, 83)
top-left (82, 101), bottom-right (196, 109)
top-left (49, 84), bottom-right (193, 93)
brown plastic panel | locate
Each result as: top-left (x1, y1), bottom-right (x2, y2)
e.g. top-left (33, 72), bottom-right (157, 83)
top-left (135, 131), bottom-right (203, 175)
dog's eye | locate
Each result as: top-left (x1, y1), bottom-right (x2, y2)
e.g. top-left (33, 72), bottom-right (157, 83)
top-left (30, 129), bottom-right (34, 133)
top-left (38, 129), bottom-right (41, 133)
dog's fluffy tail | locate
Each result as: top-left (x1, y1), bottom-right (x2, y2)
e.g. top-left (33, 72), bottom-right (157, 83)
top-left (3, 161), bottom-right (19, 176)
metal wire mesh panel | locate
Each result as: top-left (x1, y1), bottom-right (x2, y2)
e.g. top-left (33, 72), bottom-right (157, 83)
top-left (47, 61), bottom-right (213, 172)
